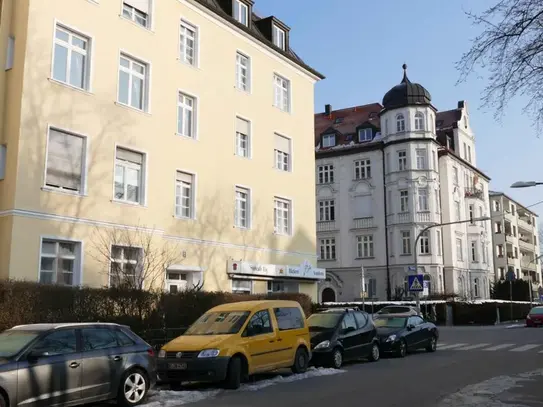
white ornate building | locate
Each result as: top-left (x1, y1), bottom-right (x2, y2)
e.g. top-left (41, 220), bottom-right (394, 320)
top-left (314, 65), bottom-right (494, 302)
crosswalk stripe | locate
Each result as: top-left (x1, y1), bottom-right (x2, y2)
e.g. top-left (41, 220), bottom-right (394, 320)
top-left (483, 344), bottom-right (516, 351)
top-left (455, 343), bottom-right (491, 350)
top-left (438, 343), bottom-right (468, 350)
top-left (509, 344), bottom-right (540, 352)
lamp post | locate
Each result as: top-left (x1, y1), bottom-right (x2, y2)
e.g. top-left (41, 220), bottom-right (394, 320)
top-left (413, 216), bottom-right (491, 311)
top-left (510, 181), bottom-right (543, 189)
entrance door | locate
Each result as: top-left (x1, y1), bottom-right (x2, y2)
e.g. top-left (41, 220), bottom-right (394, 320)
top-left (322, 288), bottom-right (336, 303)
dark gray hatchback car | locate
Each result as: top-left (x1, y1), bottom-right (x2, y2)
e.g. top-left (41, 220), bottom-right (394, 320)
top-left (0, 323), bottom-right (156, 407)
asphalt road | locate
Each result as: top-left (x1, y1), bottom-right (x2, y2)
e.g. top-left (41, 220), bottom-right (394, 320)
top-left (140, 325), bottom-right (543, 407)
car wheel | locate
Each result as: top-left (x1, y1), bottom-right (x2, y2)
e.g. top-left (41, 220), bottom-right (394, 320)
top-left (397, 340), bottom-right (407, 358)
top-left (291, 347), bottom-right (309, 374)
top-left (426, 335), bottom-right (437, 352)
top-left (368, 342), bottom-right (380, 362)
top-left (117, 368), bottom-right (149, 407)
top-left (330, 348), bottom-right (343, 369)
top-left (224, 356), bottom-right (242, 390)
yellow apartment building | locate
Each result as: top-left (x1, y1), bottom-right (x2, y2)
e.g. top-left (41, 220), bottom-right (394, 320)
top-left (0, 0), bottom-right (325, 300)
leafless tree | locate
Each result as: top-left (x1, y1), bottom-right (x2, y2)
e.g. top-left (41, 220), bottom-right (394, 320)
top-left (90, 224), bottom-right (195, 291)
top-left (456, 0), bottom-right (543, 133)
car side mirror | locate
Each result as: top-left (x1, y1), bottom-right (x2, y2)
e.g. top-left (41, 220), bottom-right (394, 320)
top-left (342, 326), bottom-right (355, 334)
top-left (407, 324), bottom-right (414, 331)
top-left (27, 350), bottom-right (46, 362)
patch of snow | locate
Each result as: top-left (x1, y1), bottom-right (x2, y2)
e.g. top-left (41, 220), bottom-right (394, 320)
top-left (142, 368), bottom-right (345, 406)
top-left (505, 324), bottom-right (525, 329)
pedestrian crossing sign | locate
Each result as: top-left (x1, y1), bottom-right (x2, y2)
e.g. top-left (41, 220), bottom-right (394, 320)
top-left (408, 274), bottom-right (424, 292)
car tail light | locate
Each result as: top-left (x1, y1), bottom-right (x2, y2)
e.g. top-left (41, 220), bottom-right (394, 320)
top-left (147, 348), bottom-right (155, 357)
top-left (527, 315), bottom-right (531, 320)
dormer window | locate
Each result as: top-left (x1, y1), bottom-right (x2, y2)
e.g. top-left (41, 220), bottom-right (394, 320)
top-left (322, 133), bottom-right (336, 148)
top-left (273, 25), bottom-right (286, 50)
top-left (233, 0), bottom-right (249, 26)
top-left (358, 128), bottom-right (372, 142)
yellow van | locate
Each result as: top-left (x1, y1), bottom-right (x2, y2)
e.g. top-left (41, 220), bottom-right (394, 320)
top-left (157, 300), bottom-right (311, 389)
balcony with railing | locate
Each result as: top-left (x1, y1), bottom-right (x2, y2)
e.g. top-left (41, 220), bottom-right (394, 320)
top-left (317, 220), bottom-right (338, 232)
top-left (517, 217), bottom-right (534, 231)
top-left (352, 217), bottom-right (374, 229)
top-left (464, 188), bottom-right (485, 201)
top-left (397, 212), bottom-right (411, 224)
top-left (519, 238), bottom-right (535, 252)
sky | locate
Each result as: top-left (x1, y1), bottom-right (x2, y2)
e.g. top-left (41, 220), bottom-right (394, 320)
top-left (255, 0), bottom-right (543, 219)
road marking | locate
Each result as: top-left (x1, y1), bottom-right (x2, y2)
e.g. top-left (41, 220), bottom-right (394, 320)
top-left (455, 343), bottom-right (491, 350)
top-left (438, 343), bottom-right (469, 350)
top-left (509, 344), bottom-right (541, 352)
top-left (483, 344), bottom-right (516, 351)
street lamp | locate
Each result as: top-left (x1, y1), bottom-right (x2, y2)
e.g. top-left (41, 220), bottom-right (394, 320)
top-left (412, 216), bottom-right (491, 311)
top-left (510, 181), bottom-right (543, 189)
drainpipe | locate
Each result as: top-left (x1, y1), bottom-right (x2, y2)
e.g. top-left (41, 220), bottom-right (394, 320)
top-left (382, 147), bottom-right (391, 300)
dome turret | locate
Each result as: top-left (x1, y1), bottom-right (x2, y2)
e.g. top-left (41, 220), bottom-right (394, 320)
top-left (382, 64), bottom-right (432, 111)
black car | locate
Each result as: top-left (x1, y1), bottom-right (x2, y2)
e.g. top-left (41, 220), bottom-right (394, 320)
top-left (374, 314), bottom-right (439, 357)
top-left (307, 309), bottom-right (380, 369)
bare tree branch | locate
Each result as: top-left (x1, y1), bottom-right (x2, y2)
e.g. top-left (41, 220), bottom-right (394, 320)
top-left (457, 0), bottom-right (543, 134)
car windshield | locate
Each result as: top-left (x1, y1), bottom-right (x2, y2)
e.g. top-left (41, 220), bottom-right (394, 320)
top-left (307, 313), bottom-right (342, 330)
top-left (530, 307), bottom-right (543, 315)
top-left (0, 330), bottom-right (40, 358)
top-left (184, 311), bottom-right (250, 336)
top-left (378, 307), bottom-right (411, 314)
top-left (374, 317), bottom-right (407, 328)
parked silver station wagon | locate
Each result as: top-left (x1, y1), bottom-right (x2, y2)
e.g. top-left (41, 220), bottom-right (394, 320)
top-left (0, 323), bottom-right (156, 407)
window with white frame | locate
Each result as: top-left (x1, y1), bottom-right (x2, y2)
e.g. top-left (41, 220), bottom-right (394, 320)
top-left (419, 231), bottom-right (430, 254)
top-left (496, 244), bottom-right (504, 257)
top-left (177, 92), bottom-right (196, 138)
top-left (357, 235), bottom-right (374, 258)
top-left (235, 186), bottom-right (250, 228)
top-left (473, 278), bottom-right (479, 297)
top-left (358, 128), bottom-right (372, 142)
top-left (318, 200), bottom-right (335, 222)
top-left (400, 190), bottom-right (409, 212)
top-left (110, 245), bottom-right (142, 288)
top-left (235, 117), bottom-right (250, 158)
top-left (396, 113), bottom-right (405, 132)
top-left (354, 159), bottom-right (371, 179)
top-left (455, 201), bottom-right (461, 221)
top-left (467, 145), bottom-right (472, 163)
top-left (52, 25), bottom-right (90, 90)
top-left (469, 204), bottom-right (474, 223)
top-left (118, 54), bottom-right (147, 111)
top-left (175, 171), bottom-right (194, 218)
top-left (274, 134), bottom-right (291, 171)
top-left (232, 279), bottom-right (252, 294)
top-left (401, 231), bottom-right (411, 255)
top-left (45, 128), bottom-right (85, 193)
top-left (39, 239), bottom-right (80, 286)
top-left (267, 280), bottom-right (299, 293)
top-left (398, 150), bottom-right (407, 170)
top-left (416, 149), bottom-right (427, 169)
top-left (322, 133), bottom-right (335, 148)
top-left (273, 74), bottom-right (290, 112)
top-left (179, 20), bottom-right (197, 66)
top-left (493, 200), bottom-right (501, 211)
top-left (453, 167), bottom-right (459, 184)
top-left (114, 148), bottom-right (144, 204)
top-left (274, 197), bottom-right (291, 235)
top-left (471, 241), bottom-right (478, 262)
top-left (273, 25), bottom-right (286, 50)
top-left (317, 164), bottom-right (334, 184)
top-left (456, 238), bottom-right (463, 261)
top-left (233, 0), bottom-right (249, 26)
top-left (236, 52), bottom-right (250, 91)
top-left (418, 188), bottom-right (428, 211)
top-left (122, 1), bottom-right (151, 28)
top-left (414, 112), bottom-right (424, 130)
top-left (436, 230), bottom-right (442, 255)
top-left (320, 238), bottom-right (336, 260)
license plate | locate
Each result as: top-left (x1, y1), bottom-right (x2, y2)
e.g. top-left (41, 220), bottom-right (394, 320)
top-left (168, 363), bottom-right (187, 370)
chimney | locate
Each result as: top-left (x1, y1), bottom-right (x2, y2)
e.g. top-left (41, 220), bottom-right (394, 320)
top-left (324, 104), bottom-right (332, 116)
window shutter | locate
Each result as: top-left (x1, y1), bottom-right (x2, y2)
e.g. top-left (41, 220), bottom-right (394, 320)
top-left (236, 117), bottom-right (249, 135)
top-left (46, 129), bottom-right (84, 190)
top-left (176, 171), bottom-right (192, 183)
top-left (353, 195), bottom-right (372, 218)
top-left (116, 148), bottom-right (143, 164)
top-left (274, 134), bottom-right (291, 154)
top-left (124, 0), bottom-right (150, 13)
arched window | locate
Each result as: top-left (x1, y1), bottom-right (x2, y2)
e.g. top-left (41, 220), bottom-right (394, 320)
top-left (474, 278), bottom-right (479, 297)
top-left (414, 112), bottom-right (425, 131)
top-left (457, 277), bottom-right (463, 296)
top-left (396, 114), bottom-right (405, 132)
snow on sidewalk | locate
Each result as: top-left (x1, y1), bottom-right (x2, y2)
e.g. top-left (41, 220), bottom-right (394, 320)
top-left (142, 367), bottom-right (345, 406)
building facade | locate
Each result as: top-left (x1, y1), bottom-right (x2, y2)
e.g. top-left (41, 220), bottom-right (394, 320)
top-left (489, 191), bottom-right (541, 297)
top-left (315, 67), bottom-right (494, 303)
top-left (0, 0), bottom-right (325, 299)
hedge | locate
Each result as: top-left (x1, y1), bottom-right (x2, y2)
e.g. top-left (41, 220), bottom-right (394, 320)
top-left (0, 281), bottom-right (313, 346)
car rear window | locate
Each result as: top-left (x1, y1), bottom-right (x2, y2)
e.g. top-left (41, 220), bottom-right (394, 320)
top-left (274, 307), bottom-right (305, 331)
top-left (378, 307), bottom-right (411, 314)
top-left (530, 307), bottom-right (543, 315)
top-left (115, 329), bottom-right (136, 346)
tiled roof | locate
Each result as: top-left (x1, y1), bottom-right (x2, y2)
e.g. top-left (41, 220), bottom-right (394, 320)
top-left (193, 0), bottom-right (325, 79)
top-left (314, 103), bottom-right (383, 148)
top-left (436, 109), bottom-right (462, 131)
